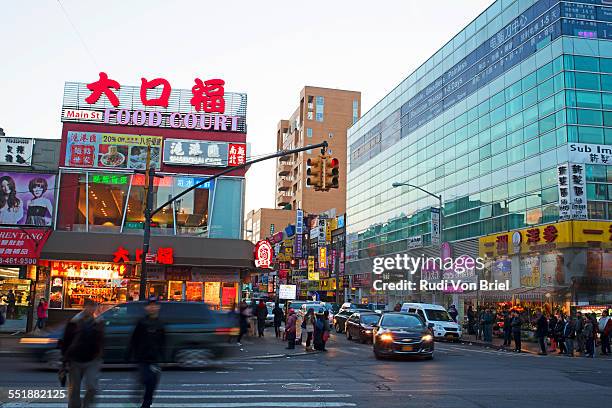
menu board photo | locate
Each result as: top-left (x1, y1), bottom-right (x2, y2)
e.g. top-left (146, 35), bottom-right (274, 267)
top-left (65, 132), bottom-right (162, 170)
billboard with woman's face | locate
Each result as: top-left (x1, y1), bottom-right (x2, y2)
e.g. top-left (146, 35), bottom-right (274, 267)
top-left (0, 172), bottom-right (56, 226)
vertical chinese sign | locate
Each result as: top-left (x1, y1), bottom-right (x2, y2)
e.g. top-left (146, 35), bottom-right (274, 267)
top-left (294, 210), bottom-right (303, 258)
top-left (558, 163), bottom-right (587, 220)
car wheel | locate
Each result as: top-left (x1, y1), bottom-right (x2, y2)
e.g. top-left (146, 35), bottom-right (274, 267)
top-left (335, 324), bottom-right (342, 333)
top-left (346, 329), bottom-right (352, 340)
top-left (44, 349), bottom-right (63, 370)
top-left (374, 351), bottom-right (384, 360)
top-left (424, 354), bottom-right (434, 360)
top-left (175, 349), bottom-right (213, 369)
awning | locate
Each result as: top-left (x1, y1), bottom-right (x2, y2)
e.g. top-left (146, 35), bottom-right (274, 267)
top-left (40, 231), bottom-right (255, 269)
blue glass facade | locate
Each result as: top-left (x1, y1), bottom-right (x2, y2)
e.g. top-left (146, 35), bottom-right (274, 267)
top-left (346, 0), bottom-right (612, 266)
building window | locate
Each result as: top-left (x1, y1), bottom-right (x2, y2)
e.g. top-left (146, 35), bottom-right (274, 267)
top-left (307, 112), bottom-right (314, 121)
top-left (352, 99), bottom-right (359, 124)
top-left (316, 96), bottom-right (324, 122)
top-left (328, 132), bottom-right (334, 138)
top-left (307, 128), bottom-right (313, 138)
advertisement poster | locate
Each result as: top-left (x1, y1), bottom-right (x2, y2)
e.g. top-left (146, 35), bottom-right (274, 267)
top-left (492, 258), bottom-right (512, 282)
top-left (0, 172), bottom-right (55, 226)
top-left (65, 131), bottom-right (162, 170)
top-left (519, 256), bottom-right (540, 287)
top-left (204, 282), bottom-right (221, 306)
top-left (540, 253), bottom-right (564, 286)
top-left (49, 277), bottom-right (64, 309)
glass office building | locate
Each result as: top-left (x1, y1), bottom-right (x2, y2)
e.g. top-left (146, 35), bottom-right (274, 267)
top-left (346, 0), bottom-right (612, 310)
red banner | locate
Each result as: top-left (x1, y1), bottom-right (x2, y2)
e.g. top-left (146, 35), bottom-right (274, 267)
top-left (0, 228), bottom-right (51, 265)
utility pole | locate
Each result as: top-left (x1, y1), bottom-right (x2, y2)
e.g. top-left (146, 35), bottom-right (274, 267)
top-left (137, 141), bottom-right (330, 300)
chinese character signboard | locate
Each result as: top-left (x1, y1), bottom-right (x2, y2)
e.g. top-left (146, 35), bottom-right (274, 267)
top-left (307, 256), bottom-right (318, 280)
top-left (228, 143), bottom-right (247, 166)
top-left (318, 247), bottom-right (327, 269)
top-left (0, 137), bottom-right (34, 166)
top-left (0, 172), bottom-right (56, 226)
top-left (568, 143), bottom-right (612, 165)
top-left (407, 235), bottom-right (423, 249)
top-left (65, 132), bottom-right (162, 170)
top-left (279, 284), bottom-right (296, 300)
top-left (0, 228), bottom-right (51, 265)
top-left (295, 210), bottom-right (304, 258)
top-left (162, 139), bottom-right (247, 167)
top-left (430, 207), bottom-right (441, 246)
top-left (480, 222), bottom-right (571, 257)
top-left (254, 240), bottom-right (273, 269)
top-left (558, 163), bottom-right (587, 220)
top-left (318, 219), bottom-right (327, 247)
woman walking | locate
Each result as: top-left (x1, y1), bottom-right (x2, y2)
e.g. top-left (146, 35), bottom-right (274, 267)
top-left (303, 308), bottom-right (315, 352)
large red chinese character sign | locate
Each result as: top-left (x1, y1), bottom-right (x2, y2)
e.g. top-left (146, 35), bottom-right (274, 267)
top-left (254, 240), bottom-right (273, 269)
top-left (228, 143), bottom-right (247, 166)
top-left (86, 72), bottom-right (121, 107)
top-left (140, 77), bottom-right (172, 107)
top-left (191, 78), bottom-right (225, 113)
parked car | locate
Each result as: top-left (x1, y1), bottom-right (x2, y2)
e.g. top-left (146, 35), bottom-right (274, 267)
top-left (19, 301), bottom-right (238, 369)
top-left (345, 312), bottom-right (380, 344)
top-left (372, 312), bottom-right (434, 360)
top-left (400, 303), bottom-right (462, 340)
top-left (338, 302), bottom-right (369, 314)
top-left (333, 308), bottom-right (370, 333)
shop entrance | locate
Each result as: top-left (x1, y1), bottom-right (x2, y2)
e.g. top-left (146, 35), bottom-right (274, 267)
top-left (0, 267), bottom-right (31, 333)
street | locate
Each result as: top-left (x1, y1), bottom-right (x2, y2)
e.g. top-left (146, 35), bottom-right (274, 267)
top-left (1, 328), bottom-right (611, 408)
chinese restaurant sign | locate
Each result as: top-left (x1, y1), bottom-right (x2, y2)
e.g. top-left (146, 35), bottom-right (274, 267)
top-left (62, 73), bottom-right (247, 133)
top-left (163, 139), bottom-right (246, 167)
top-left (112, 246), bottom-right (174, 264)
top-left (65, 132), bottom-right (162, 170)
top-left (254, 240), bottom-right (273, 269)
top-left (0, 172), bottom-right (56, 226)
top-left (0, 228), bottom-right (51, 265)
top-left (479, 222), bottom-right (572, 258)
top-left (0, 137), bottom-right (34, 166)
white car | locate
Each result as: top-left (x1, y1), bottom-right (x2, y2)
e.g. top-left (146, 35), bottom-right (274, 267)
top-left (400, 303), bottom-right (462, 340)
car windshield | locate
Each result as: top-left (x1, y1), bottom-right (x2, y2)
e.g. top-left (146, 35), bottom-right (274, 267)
top-left (425, 309), bottom-right (453, 322)
top-left (381, 314), bottom-right (424, 328)
top-left (360, 314), bottom-right (380, 325)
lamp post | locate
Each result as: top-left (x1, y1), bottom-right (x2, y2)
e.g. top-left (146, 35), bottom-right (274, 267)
top-left (502, 193), bottom-right (542, 233)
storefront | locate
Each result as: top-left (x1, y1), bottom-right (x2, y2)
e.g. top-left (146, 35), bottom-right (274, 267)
top-left (38, 231), bottom-right (253, 323)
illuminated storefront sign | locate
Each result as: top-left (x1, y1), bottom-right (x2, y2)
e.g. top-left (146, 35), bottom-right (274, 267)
top-left (254, 240), bottom-right (273, 269)
top-left (0, 228), bottom-right (51, 265)
top-left (112, 246), bottom-right (174, 264)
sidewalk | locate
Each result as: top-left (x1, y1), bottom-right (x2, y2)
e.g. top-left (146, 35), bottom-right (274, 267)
top-left (230, 326), bottom-right (321, 360)
top-left (459, 333), bottom-right (549, 354)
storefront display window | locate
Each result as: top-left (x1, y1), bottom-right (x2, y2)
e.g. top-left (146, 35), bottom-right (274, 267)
top-left (186, 282), bottom-right (203, 301)
top-left (168, 280), bottom-right (183, 301)
top-left (125, 175), bottom-right (175, 235)
top-left (88, 173), bottom-right (130, 232)
top-left (204, 282), bottom-right (220, 308)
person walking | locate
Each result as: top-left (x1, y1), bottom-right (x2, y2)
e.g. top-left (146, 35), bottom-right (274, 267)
top-left (511, 311), bottom-right (522, 352)
top-left (237, 301), bottom-right (249, 346)
top-left (448, 305), bottom-right (458, 322)
top-left (6, 290), bottom-right (16, 319)
top-left (127, 298), bottom-right (166, 408)
top-left (467, 305), bottom-right (476, 335)
top-left (285, 308), bottom-right (297, 349)
top-left (564, 316), bottom-right (576, 357)
top-left (272, 302), bottom-right (284, 339)
top-left (555, 314), bottom-right (567, 355)
top-left (303, 308), bottom-right (315, 352)
top-left (548, 313), bottom-right (558, 352)
top-left (61, 299), bottom-right (104, 408)
top-left (256, 300), bottom-right (267, 338)
top-left (502, 311), bottom-right (512, 347)
top-left (598, 310), bottom-right (611, 356)
top-left (583, 315), bottom-right (594, 358)
top-left (36, 298), bottom-right (49, 330)
top-left (482, 308), bottom-right (494, 343)
top-left (321, 310), bottom-right (331, 351)
top-left (575, 311), bottom-right (585, 355)
top-left (535, 309), bottom-right (548, 355)
top-left (313, 313), bottom-right (326, 351)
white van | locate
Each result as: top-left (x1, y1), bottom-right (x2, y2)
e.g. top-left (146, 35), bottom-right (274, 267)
top-left (400, 303), bottom-right (461, 340)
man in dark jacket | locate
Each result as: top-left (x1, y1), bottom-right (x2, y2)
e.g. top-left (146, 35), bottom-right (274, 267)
top-left (503, 311), bottom-right (512, 346)
top-left (272, 302), bottom-right (284, 339)
top-left (256, 300), bottom-right (267, 337)
top-left (535, 310), bottom-right (548, 355)
top-left (564, 316), bottom-right (576, 357)
top-left (127, 298), bottom-right (166, 408)
top-left (61, 298), bottom-right (104, 408)
top-left (482, 309), bottom-right (494, 342)
top-left (575, 311), bottom-right (584, 355)
top-left (511, 311), bottom-right (522, 352)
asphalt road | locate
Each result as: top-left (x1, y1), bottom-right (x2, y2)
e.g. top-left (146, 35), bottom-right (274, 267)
top-left (1, 330), bottom-right (611, 408)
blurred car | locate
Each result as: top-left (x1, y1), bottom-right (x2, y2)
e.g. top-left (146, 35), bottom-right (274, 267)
top-left (333, 308), bottom-right (370, 333)
top-left (372, 312), bottom-right (434, 360)
top-left (19, 301), bottom-right (238, 369)
top-left (400, 303), bottom-right (461, 340)
top-left (345, 312), bottom-right (380, 344)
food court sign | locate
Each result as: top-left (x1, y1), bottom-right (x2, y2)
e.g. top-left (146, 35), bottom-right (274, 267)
top-left (61, 72), bottom-right (247, 133)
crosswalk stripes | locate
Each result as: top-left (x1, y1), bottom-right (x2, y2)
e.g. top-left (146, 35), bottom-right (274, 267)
top-left (2, 382), bottom-right (357, 408)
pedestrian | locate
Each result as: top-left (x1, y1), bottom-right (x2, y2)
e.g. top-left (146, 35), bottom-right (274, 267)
top-left (598, 310), bottom-right (611, 356)
top-left (393, 303), bottom-right (402, 312)
top-left (564, 316), bottom-right (576, 357)
top-left (502, 311), bottom-right (512, 346)
top-left (303, 308), bottom-right (315, 352)
top-left (535, 309), bottom-right (548, 355)
top-left (272, 302), bottom-right (284, 339)
top-left (313, 313), bottom-right (326, 351)
top-left (61, 298), bottom-right (104, 408)
top-left (583, 315), bottom-right (594, 358)
top-left (548, 312), bottom-right (558, 352)
top-left (256, 300), bottom-right (267, 338)
top-left (511, 311), bottom-right (522, 352)
top-left (448, 304), bottom-right (458, 322)
top-left (7, 289), bottom-right (16, 319)
top-left (285, 308), bottom-right (297, 349)
top-left (575, 311), bottom-right (585, 355)
top-left (467, 305), bottom-right (476, 335)
top-left (482, 308), bottom-right (494, 343)
top-left (477, 308), bottom-right (485, 340)
top-left (237, 301), bottom-right (249, 346)
top-left (36, 297), bottom-right (49, 330)
top-left (321, 310), bottom-right (331, 351)
top-left (127, 297), bottom-right (166, 408)
top-left (555, 314), bottom-right (567, 355)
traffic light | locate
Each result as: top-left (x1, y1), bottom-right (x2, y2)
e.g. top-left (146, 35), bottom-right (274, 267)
top-left (306, 155), bottom-right (323, 190)
top-left (323, 157), bottom-right (339, 190)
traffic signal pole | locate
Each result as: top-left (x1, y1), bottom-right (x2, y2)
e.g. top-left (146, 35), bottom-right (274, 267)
top-left (138, 141), bottom-right (329, 300)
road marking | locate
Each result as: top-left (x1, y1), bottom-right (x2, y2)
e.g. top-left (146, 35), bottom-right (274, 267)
top-left (3, 403), bottom-right (356, 408)
top-left (436, 345), bottom-right (535, 357)
top-left (180, 382), bottom-right (331, 387)
top-left (102, 389), bottom-right (269, 393)
top-left (86, 394), bottom-right (351, 399)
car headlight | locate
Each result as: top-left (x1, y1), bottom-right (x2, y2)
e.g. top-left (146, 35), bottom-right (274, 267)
top-left (379, 333), bottom-right (393, 342)
top-left (422, 334), bottom-right (434, 342)
top-left (19, 338), bottom-right (58, 345)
